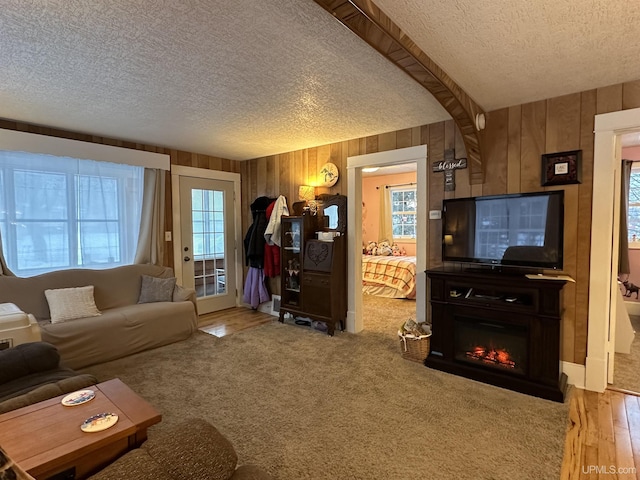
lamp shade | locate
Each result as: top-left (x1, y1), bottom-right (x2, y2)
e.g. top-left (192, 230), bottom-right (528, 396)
top-left (443, 234), bottom-right (454, 246)
top-left (298, 185), bottom-right (315, 202)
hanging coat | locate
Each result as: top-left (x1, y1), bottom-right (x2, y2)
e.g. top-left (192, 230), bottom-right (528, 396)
top-left (243, 267), bottom-right (270, 309)
top-left (264, 199), bottom-right (283, 278)
top-left (244, 196), bottom-right (273, 269)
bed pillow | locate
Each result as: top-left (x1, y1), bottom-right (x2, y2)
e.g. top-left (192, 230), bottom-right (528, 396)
top-left (44, 285), bottom-right (101, 324)
top-left (138, 275), bottom-right (176, 304)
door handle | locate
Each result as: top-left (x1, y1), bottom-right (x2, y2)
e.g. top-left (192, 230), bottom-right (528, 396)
top-left (184, 256), bottom-right (191, 262)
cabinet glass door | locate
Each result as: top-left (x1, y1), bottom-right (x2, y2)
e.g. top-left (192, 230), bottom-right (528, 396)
top-left (281, 218), bottom-right (303, 308)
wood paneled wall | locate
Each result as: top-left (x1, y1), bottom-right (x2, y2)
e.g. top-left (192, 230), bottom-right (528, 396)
top-left (0, 119), bottom-right (241, 268)
top-left (3, 78), bottom-right (640, 366)
top-left (244, 79), bottom-right (640, 366)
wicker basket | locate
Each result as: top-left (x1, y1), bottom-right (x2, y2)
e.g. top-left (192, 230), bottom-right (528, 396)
top-left (398, 331), bottom-right (431, 363)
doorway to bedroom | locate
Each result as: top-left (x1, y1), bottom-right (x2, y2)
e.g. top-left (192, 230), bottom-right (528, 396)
top-left (346, 144), bottom-right (428, 338)
top-left (608, 131), bottom-right (640, 395)
top-left (361, 163), bottom-right (418, 337)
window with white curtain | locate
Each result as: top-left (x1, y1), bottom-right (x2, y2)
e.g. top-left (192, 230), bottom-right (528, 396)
top-left (0, 151), bottom-right (143, 276)
top-left (390, 186), bottom-right (417, 240)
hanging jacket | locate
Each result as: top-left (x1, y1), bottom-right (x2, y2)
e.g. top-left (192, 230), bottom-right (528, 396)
top-left (244, 196), bottom-right (274, 269)
top-left (264, 195), bottom-right (289, 247)
top-left (264, 199), bottom-right (282, 277)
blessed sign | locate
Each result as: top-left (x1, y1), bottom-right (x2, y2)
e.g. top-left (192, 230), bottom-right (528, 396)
top-left (432, 149), bottom-right (467, 191)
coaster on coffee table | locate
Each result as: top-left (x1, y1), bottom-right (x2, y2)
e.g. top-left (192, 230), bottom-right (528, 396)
top-left (81, 412), bottom-right (118, 432)
top-left (61, 389), bottom-right (95, 407)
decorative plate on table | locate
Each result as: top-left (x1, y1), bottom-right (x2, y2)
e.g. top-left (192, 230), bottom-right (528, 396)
top-left (61, 389), bottom-right (95, 407)
top-left (80, 412), bottom-right (119, 432)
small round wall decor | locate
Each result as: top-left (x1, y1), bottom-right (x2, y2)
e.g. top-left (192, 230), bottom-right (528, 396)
top-left (319, 162), bottom-right (339, 187)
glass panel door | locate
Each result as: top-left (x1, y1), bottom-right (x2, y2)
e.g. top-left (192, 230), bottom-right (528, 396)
top-left (179, 176), bottom-right (236, 313)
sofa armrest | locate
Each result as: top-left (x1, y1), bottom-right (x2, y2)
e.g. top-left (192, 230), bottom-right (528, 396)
top-left (173, 284), bottom-right (198, 315)
top-left (0, 342), bottom-right (60, 385)
top-left (0, 373), bottom-right (98, 414)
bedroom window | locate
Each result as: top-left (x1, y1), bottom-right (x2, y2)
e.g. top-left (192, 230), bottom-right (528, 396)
top-left (390, 186), bottom-right (417, 240)
top-left (0, 151), bottom-right (143, 276)
top-left (628, 163), bottom-right (640, 248)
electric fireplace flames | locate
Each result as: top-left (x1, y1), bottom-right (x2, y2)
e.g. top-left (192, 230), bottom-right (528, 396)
top-left (453, 316), bottom-right (528, 376)
top-left (466, 345), bottom-right (516, 369)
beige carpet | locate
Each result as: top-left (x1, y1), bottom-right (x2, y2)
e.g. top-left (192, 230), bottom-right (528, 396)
top-left (84, 305), bottom-right (569, 480)
top-left (361, 294), bottom-right (417, 337)
top-left (612, 315), bottom-right (640, 392)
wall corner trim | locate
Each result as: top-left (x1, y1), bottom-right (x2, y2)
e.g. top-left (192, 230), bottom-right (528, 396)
top-left (562, 361), bottom-right (586, 390)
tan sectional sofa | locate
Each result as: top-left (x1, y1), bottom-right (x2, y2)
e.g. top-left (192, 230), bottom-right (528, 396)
top-left (0, 264), bottom-right (198, 369)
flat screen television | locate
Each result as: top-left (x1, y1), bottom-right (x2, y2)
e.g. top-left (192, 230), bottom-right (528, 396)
top-left (442, 191), bottom-right (564, 270)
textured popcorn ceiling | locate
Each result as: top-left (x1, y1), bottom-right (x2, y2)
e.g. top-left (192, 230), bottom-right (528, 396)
top-left (0, 0), bottom-right (448, 160)
top-left (1, 1), bottom-right (639, 159)
top-left (375, 0), bottom-right (640, 111)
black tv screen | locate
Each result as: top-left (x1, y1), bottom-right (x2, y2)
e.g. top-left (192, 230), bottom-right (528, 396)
top-left (442, 191), bottom-right (564, 270)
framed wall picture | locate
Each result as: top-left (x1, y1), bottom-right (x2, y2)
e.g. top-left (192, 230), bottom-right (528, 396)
top-left (541, 150), bottom-right (582, 186)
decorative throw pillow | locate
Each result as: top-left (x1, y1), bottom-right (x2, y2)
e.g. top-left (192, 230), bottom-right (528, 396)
top-left (138, 275), bottom-right (176, 304)
top-left (44, 286), bottom-right (102, 324)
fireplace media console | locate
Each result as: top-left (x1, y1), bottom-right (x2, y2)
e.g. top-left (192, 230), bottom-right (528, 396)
top-left (426, 267), bottom-right (567, 402)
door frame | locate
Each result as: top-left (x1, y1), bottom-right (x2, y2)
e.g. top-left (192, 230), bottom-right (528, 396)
top-left (587, 107), bottom-right (640, 392)
top-left (171, 165), bottom-right (242, 308)
top-left (346, 145), bottom-right (428, 333)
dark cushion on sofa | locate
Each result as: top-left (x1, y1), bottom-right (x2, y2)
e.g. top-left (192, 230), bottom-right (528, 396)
top-left (0, 342), bottom-right (59, 385)
top-left (0, 367), bottom-right (93, 402)
top-left (0, 341), bottom-right (99, 414)
top-left (0, 374), bottom-right (98, 413)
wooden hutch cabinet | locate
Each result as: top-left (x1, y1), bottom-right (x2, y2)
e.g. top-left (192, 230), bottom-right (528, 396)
top-left (279, 195), bottom-right (347, 335)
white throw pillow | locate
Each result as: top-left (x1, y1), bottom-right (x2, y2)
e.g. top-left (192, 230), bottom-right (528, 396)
top-left (44, 285), bottom-right (102, 324)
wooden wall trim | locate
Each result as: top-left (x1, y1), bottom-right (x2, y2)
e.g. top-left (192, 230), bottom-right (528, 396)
top-left (313, 0), bottom-right (486, 184)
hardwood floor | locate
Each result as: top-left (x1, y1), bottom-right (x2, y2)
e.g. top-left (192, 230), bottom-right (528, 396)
top-left (198, 306), bottom-right (274, 337)
top-left (201, 307), bottom-right (640, 479)
top-left (562, 388), bottom-right (640, 479)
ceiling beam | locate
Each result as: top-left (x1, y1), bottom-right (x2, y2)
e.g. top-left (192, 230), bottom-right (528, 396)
top-left (313, 0), bottom-right (486, 183)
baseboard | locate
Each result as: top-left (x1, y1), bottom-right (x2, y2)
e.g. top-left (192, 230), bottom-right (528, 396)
top-left (562, 361), bottom-right (586, 389)
top-left (252, 298), bottom-right (280, 318)
top-left (584, 355), bottom-right (607, 392)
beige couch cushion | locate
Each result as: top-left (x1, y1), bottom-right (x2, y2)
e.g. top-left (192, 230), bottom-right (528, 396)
top-left (42, 301), bottom-right (196, 369)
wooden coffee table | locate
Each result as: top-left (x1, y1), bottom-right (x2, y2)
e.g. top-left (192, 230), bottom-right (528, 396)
top-left (0, 378), bottom-right (161, 479)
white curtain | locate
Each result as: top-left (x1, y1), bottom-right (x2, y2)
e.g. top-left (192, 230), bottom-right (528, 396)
top-left (0, 151), bottom-right (143, 277)
top-left (134, 168), bottom-right (166, 265)
top-left (378, 186), bottom-right (393, 243)
top-left (0, 232), bottom-right (14, 276)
